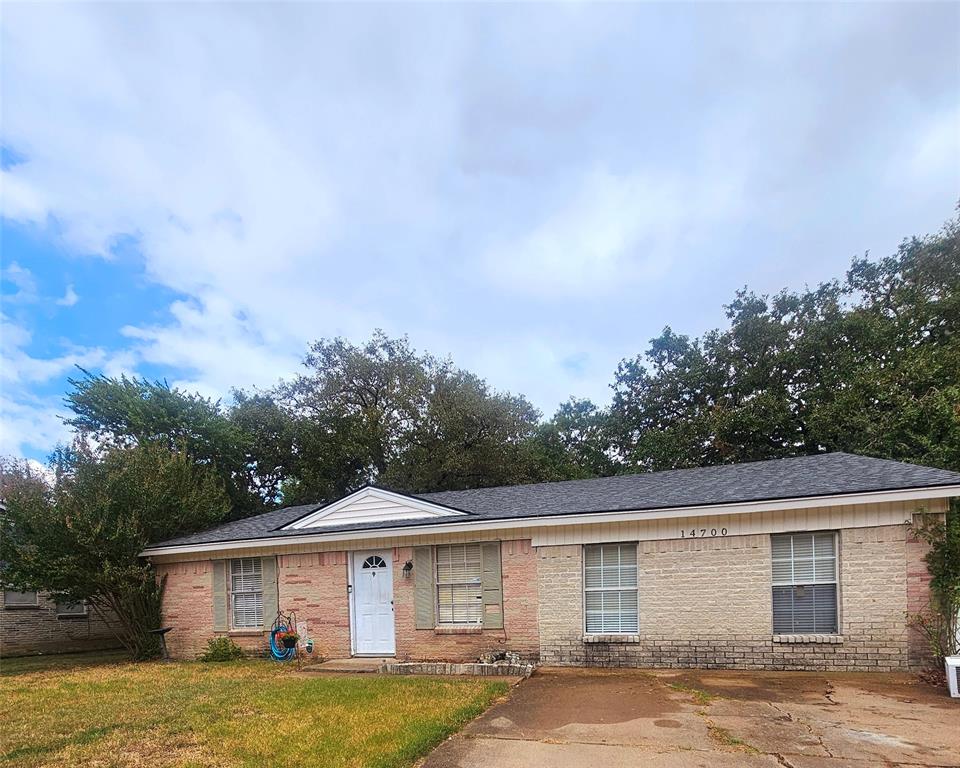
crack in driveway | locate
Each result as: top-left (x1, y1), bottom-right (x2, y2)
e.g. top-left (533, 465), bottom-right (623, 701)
top-left (767, 699), bottom-right (836, 757)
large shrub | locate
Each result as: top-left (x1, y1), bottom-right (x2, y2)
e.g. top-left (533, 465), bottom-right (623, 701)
top-left (0, 444), bottom-right (230, 659)
top-left (199, 637), bottom-right (246, 662)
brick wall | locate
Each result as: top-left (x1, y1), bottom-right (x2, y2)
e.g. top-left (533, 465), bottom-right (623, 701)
top-left (838, 525), bottom-right (909, 670)
top-left (393, 539), bottom-right (540, 662)
top-left (158, 539), bottom-right (540, 662)
top-left (638, 534), bottom-right (772, 634)
top-left (537, 524), bottom-right (926, 671)
top-left (1, 592), bottom-right (120, 657)
top-left (278, 552), bottom-right (351, 659)
top-left (157, 561), bottom-right (269, 658)
top-left (156, 524), bottom-right (930, 668)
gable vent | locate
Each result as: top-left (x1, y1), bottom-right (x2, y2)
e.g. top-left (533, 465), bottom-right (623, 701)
top-left (283, 487), bottom-right (466, 530)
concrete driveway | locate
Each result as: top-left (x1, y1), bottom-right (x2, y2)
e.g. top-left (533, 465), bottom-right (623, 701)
top-left (422, 667), bottom-right (959, 768)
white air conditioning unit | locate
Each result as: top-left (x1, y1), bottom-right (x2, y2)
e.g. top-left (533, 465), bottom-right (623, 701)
top-left (946, 656), bottom-right (960, 699)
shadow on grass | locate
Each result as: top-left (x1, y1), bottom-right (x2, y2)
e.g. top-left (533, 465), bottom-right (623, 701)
top-left (0, 649), bottom-right (130, 677)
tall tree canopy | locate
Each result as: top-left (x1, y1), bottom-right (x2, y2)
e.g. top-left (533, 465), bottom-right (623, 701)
top-left (608, 215), bottom-right (960, 472)
top-left (533, 398), bottom-right (617, 479)
top-left (277, 331), bottom-right (550, 502)
top-left (65, 372), bottom-right (290, 519)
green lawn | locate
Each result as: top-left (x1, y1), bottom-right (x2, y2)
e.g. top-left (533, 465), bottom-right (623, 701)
top-left (0, 653), bottom-right (507, 768)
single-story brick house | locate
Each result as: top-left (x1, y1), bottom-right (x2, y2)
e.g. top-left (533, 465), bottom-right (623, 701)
top-left (142, 453), bottom-right (960, 670)
top-left (1, 590), bottom-right (119, 657)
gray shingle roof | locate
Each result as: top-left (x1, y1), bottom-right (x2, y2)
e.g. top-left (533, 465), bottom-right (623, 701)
top-left (147, 453), bottom-right (960, 550)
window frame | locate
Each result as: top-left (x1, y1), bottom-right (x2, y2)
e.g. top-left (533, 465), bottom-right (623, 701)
top-left (3, 589), bottom-right (39, 609)
top-left (582, 542), bottom-right (640, 636)
top-left (434, 543), bottom-right (483, 626)
top-left (56, 600), bottom-right (88, 618)
top-left (771, 531), bottom-right (840, 635)
top-left (229, 557), bottom-right (264, 630)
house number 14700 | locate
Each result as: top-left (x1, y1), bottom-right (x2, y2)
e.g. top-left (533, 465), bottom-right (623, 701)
top-left (680, 527), bottom-right (727, 538)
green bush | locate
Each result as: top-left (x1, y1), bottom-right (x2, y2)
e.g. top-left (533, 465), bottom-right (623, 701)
top-left (199, 637), bottom-right (245, 662)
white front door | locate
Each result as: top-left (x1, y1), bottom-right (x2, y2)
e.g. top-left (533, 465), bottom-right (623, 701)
top-left (352, 550), bottom-right (395, 655)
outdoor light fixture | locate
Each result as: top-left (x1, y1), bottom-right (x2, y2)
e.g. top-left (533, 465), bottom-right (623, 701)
top-left (402, 560), bottom-right (413, 578)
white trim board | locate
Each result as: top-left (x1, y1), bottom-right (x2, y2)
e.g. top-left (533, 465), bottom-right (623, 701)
top-left (283, 487), bottom-right (468, 530)
top-left (141, 484), bottom-right (960, 558)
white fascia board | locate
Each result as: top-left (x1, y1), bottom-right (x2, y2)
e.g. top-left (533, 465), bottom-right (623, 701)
top-left (140, 484), bottom-right (960, 558)
top-left (283, 487), bottom-right (468, 530)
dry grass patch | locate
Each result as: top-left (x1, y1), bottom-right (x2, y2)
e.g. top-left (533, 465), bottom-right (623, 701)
top-left (705, 721), bottom-right (761, 754)
top-left (0, 656), bottom-right (506, 768)
top-left (667, 681), bottom-right (716, 706)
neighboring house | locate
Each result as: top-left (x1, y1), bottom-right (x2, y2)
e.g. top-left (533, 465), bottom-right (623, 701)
top-left (0, 589), bottom-right (120, 657)
top-left (142, 453), bottom-right (960, 671)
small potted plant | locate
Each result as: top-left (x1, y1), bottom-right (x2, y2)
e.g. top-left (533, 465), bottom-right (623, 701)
top-left (277, 629), bottom-right (299, 649)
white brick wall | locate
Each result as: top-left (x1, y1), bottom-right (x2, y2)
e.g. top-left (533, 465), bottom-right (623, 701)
top-left (536, 524), bottom-right (922, 671)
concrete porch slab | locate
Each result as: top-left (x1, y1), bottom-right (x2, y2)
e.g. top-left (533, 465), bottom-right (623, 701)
top-left (305, 657), bottom-right (390, 672)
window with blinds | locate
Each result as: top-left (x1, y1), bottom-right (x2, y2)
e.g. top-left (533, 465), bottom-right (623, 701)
top-left (584, 543), bottom-right (639, 634)
top-left (771, 532), bottom-right (838, 634)
top-left (436, 544), bottom-right (483, 624)
top-left (230, 558), bottom-right (264, 629)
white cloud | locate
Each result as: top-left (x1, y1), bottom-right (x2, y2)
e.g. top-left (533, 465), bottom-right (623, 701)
top-left (120, 294), bottom-right (301, 396)
top-left (0, 170), bottom-right (50, 222)
top-left (56, 284), bottom-right (79, 307)
top-left (1, 262), bottom-right (39, 304)
top-left (0, 392), bottom-right (72, 458)
top-left (482, 167), bottom-right (744, 297)
top-left (901, 107), bottom-right (960, 186)
top-left (0, 314), bottom-right (105, 456)
top-left (1, 315), bottom-right (105, 386)
top-left (0, 3), bottom-right (463, 408)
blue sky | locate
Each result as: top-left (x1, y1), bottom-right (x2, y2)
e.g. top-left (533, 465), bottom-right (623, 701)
top-left (2, 2), bottom-right (958, 463)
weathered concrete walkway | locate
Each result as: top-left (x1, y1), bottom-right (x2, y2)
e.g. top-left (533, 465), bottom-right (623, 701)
top-left (421, 667), bottom-right (960, 768)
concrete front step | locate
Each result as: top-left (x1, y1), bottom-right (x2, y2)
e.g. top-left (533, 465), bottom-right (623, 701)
top-left (304, 657), bottom-right (390, 673)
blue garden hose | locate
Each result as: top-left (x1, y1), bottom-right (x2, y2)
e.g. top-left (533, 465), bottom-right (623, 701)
top-left (269, 625), bottom-right (296, 661)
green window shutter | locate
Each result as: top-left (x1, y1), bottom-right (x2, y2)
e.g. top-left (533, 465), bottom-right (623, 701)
top-left (212, 560), bottom-right (228, 632)
top-left (261, 556), bottom-right (278, 627)
top-left (413, 546), bottom-right (436, 629)
top-left (480, 542), bottom-right (504, 629)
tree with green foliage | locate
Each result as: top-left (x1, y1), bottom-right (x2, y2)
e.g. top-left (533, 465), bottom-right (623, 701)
top-left (385, 368), bottom-right (546, 492)
top-left (610, 214), bottom-right (960, 473)
top-left (65, 371), bottom-right (289, 519)
top-left (228, 389), bottom-right (296, 506)
top-left (278, 331), bottom-right (430, 501)
top-left (277, 331), bottom-right (553, 502)
top-left (533, 398), bottom-right (617, 479)
top-left (0, 444), bottom-right (230, 659)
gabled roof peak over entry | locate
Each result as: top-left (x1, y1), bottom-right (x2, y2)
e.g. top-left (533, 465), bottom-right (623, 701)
top-left (282, 486), bottom-right (467, 530)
